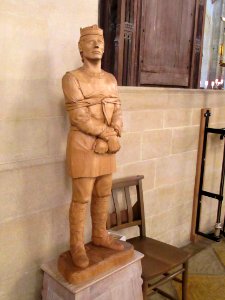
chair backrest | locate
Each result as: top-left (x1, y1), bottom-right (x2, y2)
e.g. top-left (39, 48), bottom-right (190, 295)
top-left (107, 175), bottom-right (146, 238)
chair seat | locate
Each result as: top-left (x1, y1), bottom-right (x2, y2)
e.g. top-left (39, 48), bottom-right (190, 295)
top-left (128, 236), bottom-right (191, 280)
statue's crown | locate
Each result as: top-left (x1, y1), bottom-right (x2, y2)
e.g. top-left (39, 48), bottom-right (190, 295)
top-left (80, 25), bottom-right (103, 37)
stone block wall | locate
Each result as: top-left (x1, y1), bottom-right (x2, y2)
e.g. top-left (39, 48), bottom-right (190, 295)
top-left (1, 84), bottom-right (225, 300)
top-left (116, 88), bottom-right (225, 245)
top-left (1, 1), bottom-right (225, 299)
top-left (0, 1), bottom-right (98, 299)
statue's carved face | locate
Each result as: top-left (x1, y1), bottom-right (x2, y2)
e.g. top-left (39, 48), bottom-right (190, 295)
top-left (79, 34), bottom-right (104, 61)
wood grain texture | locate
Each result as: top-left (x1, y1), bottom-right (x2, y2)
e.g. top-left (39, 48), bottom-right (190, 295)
top-left (58, 241), bottom-right (134, 285)
top-left (108, 174), bottom-right (190, 299)
top-left (139, 0), bottom-right (196, 87)
top-left (190, 0), bottom-right (206, 88)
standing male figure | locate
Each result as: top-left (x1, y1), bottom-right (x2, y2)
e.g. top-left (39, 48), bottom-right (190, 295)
top-left (62, 25), bottom-right (123, 269)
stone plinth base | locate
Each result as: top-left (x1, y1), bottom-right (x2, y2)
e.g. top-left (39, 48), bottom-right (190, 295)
top-left (41, 250), bottom-right (143, 300)
top-left (58, 241), bottom-right (134, 284)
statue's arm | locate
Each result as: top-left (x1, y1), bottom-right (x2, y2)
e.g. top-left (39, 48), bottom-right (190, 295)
top-left (110, 79), bottom-right (123, 137)
top-left (69, 107), bottom-right (114, 136)
top-left (62, 73), bottom-right (112, 137)
top-left (111, 103), bottom-right (123, 137)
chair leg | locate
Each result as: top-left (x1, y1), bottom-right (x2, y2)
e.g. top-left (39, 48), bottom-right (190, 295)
top-left (182, 261), bottom-right (188, 300)
top-left (142, 280), bottom-right (148, 300)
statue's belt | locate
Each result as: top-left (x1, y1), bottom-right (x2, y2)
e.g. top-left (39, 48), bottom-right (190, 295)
top-left (65, 97), bottom-right (120, 125)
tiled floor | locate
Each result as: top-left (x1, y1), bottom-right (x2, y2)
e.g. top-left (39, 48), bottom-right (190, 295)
top-left (149, 236), bottom-right (225, 300)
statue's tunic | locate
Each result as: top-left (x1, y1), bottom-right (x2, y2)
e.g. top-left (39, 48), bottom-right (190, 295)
top-left (62, 67), bottom-right (122, 178)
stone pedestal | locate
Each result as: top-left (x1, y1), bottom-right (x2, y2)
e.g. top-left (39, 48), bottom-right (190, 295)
top-left (41, 250), bottom-right (143, 300)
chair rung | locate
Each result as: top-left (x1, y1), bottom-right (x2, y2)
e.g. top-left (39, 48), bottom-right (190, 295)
top-left (147, 268), bottom-right (185, 291)
top-left (164, 272), bottom-right (183, 283)
top-left (154, 288), bottom-right (177, 300)
top-left (172, 277), bottom-right (182, 283)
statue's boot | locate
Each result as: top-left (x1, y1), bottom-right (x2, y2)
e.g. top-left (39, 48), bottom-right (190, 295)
top-left (91, 196), bottom-right (124, 251)
top-left (69, 201), bottom-right (89, 268)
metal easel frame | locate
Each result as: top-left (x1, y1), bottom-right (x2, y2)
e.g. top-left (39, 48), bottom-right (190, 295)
top-left (195, 109), bottom-right (225, 242)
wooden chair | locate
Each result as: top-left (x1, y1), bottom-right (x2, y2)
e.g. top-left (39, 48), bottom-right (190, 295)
top-left (108, 175), bottom-right (191, 300)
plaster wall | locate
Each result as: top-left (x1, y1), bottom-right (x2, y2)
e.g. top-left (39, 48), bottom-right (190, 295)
top-left (1, 1), bottom-right (225, 299)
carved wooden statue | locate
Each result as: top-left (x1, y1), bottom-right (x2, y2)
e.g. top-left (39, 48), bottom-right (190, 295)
top-left (62, 25), bottom-right (123, 269)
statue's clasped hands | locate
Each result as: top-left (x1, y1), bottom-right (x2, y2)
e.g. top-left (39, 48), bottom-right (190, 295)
top-left (94, 127), bottom-right (121, 154)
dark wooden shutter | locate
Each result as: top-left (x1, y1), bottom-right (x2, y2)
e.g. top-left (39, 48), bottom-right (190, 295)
top-left (114, 0), bottom-right (141, 85)
top-left (99, 0), bottom-right (140, 86)
top-left (190, 0), bottom-right (207, 88)
top-left (139, 0), bottom-right (196, 87)
top-left (99, 0), bottom-right (117, 75)
top-left (99, 0), bottom-right (206, 88)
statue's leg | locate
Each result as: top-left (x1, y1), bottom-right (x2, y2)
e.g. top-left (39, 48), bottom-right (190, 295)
top-left (70, 177), bottom-right (95, 268)
top-left (91, 174), bottom-right (124, 251)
